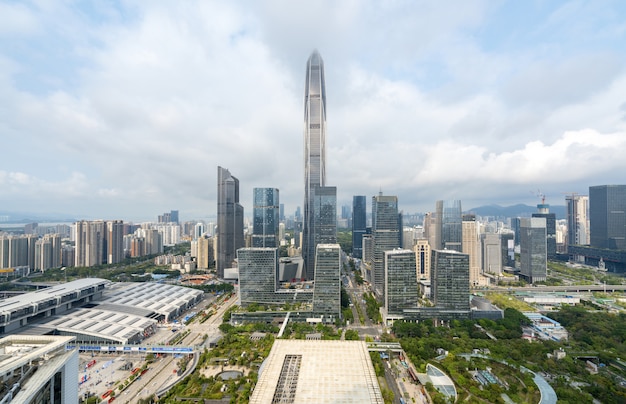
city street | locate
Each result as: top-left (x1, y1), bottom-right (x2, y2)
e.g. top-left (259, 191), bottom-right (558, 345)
top-left (75, 291), bottom-right (238, 403)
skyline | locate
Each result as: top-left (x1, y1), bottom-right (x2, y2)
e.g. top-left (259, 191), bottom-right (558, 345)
top-left (2, 1), bottom-right (626, 222)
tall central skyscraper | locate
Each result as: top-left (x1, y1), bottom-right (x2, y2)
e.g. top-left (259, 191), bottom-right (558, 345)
top-left (302, 50), bottom-right (328, 279)
top-left (217, 166), bottom-right (244, 278)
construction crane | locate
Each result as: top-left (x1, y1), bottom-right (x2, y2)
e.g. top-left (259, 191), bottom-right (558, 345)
top-left (530, 189), bottom-right (546, 205)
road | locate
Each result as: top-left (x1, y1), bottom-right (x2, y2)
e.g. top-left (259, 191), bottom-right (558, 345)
top-left (113, 292), bottom-right (238, 403)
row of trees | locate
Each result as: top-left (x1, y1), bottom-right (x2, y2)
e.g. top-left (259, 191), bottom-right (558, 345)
top-left (392, 304), bottom-right (626, 403)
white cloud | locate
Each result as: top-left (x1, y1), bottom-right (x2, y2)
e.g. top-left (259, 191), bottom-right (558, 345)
top-left (1, 1), bottom-right (626, 220)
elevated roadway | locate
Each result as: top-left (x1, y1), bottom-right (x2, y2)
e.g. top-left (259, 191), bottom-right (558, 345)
top-left (477, 284), bottom-right (626, 293)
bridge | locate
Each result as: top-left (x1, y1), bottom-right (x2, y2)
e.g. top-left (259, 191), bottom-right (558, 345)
top-left (477, 284), bottom-right (626, 293)
top-left (66, 344), bottom-right (196, 354)
top-left (367, 342), bottom-right (403, 353)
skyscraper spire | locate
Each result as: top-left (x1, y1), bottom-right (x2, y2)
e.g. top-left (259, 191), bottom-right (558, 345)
top-left (302, 50), bottom-right (328, 279)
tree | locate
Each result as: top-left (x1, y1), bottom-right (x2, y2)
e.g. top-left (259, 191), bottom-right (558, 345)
top-left (337, 231), bottom-right (352, 254)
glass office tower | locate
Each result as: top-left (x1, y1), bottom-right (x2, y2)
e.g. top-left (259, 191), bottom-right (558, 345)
top-left (302, 50), bottom-right (327, 280)
top-left (352, 196), bottom-right (367, 259)
top-left (519, 217), bottom-right (547, 283)
top-left (217, 166), bottom-right (244, 278)
top-left (589, 185), bottom-right (626, 250)
top-left (252, 188), bottom-right (280, 248)
top-left (312, 244), bottom-right (341, 321)
top-left (372, 193), bottom-right (400, 301)
top-left (431, 249), bottom-right (470, 310)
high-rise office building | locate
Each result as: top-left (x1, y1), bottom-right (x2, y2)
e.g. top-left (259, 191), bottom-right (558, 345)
top-left (217, 166), bottom-right (244, 278)
top-left (414, 239), bottom-right (431, 280)
top-left (352, 196), bottom-right (367, 259)
top-left (511, 217), bottom-right (522, 246)
top-left (589, 185), bottom-right (626, 250)
top-left (237, 247), bottom-right (279, 306)
top-left (158, 210), bottom-right (179, 224)
top-left (532, 204), bottom-right (556, 259)
top-left (566, 194), bottom-right (589, 261)
top-left (302, 50), bottom-right (327, 280)
top-left (462, 214), bottom-right (480, 286)
top-left (384, 249), bottom-right (418, 319)
top-left (439, 200), bottom-right (462, 251)
top-left (423, 212), bottom-right (439, 253)
top-left (565, 194), bottom-right (589, 248)
top-left (312, 244), bottom-right (341, 321)
top-left (431, 249), bottom-right (470, 310)
top-left (362, 234), bottom-right (374, 282)
top-left (313, 186), bottom-right (337, 249)
top-left (372, 193), bottom-right (400, 300)
top-left (519, 217), bottom-right (547, 283)
top-left (501, 232), bottom-right (515, 268)
top-left (252, 188), bottom-right (280, 248)
top-left (194, 222), bottom-right (206, 240)
top-left (481, 233), bottom-right (502, 275)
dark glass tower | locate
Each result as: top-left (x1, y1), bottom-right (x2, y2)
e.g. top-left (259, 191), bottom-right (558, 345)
top-left (532, 204), bottom-right (556, 259)
top-left (252, 188), bottom-right (280, 248)
top-left (217, 166), bottom-right (244, 278)
top-left (312, 243), bottom-right (341, 321)
top-left (313, 186), bottom-right (337, 248)
top-left (352, 196), bottom-right (367, 259)
top-left (590, 185), bottom-right (626, 250)
top-left (372, 193), bottom-right (400, 300)
top-left (439, 200), bottom-right (462, 252)
top-left (431, 249), bottom-right (470, 310)
top-left (302, 50), bottom-right (327, 279)
top-left (519, 217), bottom-right (547, 283)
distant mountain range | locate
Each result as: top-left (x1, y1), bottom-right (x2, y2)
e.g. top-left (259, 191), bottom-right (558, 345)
top-left (0, 210), bottom-right (77, 224)
top-left (466, 204), bottom-right (565, 220)
top-left (0, 204), bottom-right (566, 225)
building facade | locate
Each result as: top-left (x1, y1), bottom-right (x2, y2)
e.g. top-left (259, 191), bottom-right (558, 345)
top-left (252, 188), bottom-right (280, 248)
top-left (0, 335), bottom-right (79, 404)
top-left (481, 233), bottom-right (502, 275)
top-left (196, 236), bottom-right (214, 269)
top-left (106, 220), bottom-right (124, 264)
top-left (302, 50), bottom-right (327, 280)
top-left (414, 239), bottom-right (431, 281)
top-left (565, 194), bottom-right (589, 251)
top-left (462, 214), bottom-right (480, 286)
top-left (237, 248), bottom-right (279, 306)
top-left (589, 185), bottom-right (626, 250)
top-left (217, 166), bottom-right (244, 278)
top-left (437, 200), bottom-right (463, 251)
top-left (532, 204), bottom-right (557, 259)
top-left (384, 249), bottom-right (418, 320)
top-left (352, 195), bottom-right (367, 259)
top-left (519, 217), bottom-right (547, 283)
top-left (313, 186), bottom-right (337, 248)
top-left (312, 244), bottom-right (341, 321)
top-left (431, 249), bottom-right (470, 310)
top-left (75, 220), bottom-right (105, 267)
top-left (372, 193), bottom-right (400, 300)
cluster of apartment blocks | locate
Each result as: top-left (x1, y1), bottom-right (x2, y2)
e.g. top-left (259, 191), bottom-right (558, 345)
top-left (0, 210), bottom-right (214, 274)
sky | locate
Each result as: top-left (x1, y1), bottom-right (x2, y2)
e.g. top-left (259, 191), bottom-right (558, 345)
top-left (2, 0), bottom-right (626, 223)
